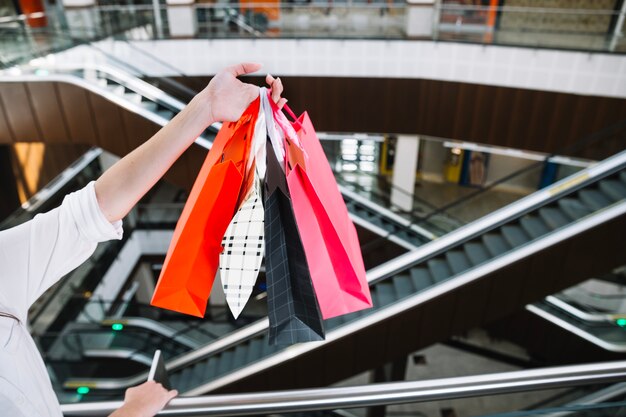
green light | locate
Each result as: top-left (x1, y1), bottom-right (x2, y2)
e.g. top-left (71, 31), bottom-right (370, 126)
top-left (617, 318), bottom-right (626, 327)
top-left (111, 323), bottom-right (124, 331)
top-left (77, 386), bottom-right (90, 395)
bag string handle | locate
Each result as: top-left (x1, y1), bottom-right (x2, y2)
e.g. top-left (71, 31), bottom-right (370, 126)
top-left (0, 312), bottom-right (21, 325)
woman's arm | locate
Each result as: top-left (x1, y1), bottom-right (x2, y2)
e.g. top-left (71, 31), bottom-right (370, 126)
top-left (95, 64), bottom-right (284, 223)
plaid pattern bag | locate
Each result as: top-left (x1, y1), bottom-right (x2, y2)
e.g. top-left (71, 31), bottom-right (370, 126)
top-left (219, 173), bottom-right (265, 319)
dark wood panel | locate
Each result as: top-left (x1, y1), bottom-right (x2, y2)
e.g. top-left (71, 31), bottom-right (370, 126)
top-left (27, 82), bottom-right (70, 143)
top-left (0, 83), bottom-right (41, 142)
top-left (56, 83), bottom-right (99, 145)
top-left (120, 111), bottom-right (159, 152)
top-left (89, 93), bottom-right (129, 156)
top-left (0, 145), bottom-right (20, 220)
top-left (0, 93), bottom-right (15, 143)
top-left (173, 76), bottom-right (626, 160)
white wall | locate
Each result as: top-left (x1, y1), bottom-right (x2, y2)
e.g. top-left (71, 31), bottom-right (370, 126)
top-left (53, 38), bottom-right (626, 98)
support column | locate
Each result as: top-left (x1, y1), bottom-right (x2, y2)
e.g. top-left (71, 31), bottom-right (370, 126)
top-left (390, 135), bottom-right (419, 212)
top-left (367, 357), bottom-right (408, 417)
top-left (166, 0), bottom-right (198, 38)
top-left (405, 0), bottom-right (435, 38)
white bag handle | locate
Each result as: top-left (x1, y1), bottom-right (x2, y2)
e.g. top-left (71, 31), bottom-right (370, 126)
top-left (248, 88), bottom-right (268, 180)
top-left (261, 87), bottom-right (286, 170)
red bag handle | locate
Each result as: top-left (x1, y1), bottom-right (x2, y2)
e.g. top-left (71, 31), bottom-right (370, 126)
top-left (267, 89), bottom-right (305, 132)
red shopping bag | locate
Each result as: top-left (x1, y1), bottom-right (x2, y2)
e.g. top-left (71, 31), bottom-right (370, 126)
top-left (268, 96), bottom-right (372, 319)
top-left (151, 98), bottom-right (260, 317)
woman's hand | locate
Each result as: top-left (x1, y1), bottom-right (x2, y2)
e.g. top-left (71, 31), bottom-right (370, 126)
top-left (200, 63), bottom-right (288, 125)
top-left (109, 381), bottom-right (178, 417)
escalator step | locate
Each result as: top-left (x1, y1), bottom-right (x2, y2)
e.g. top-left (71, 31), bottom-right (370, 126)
top-left (410, 267), bottom-right (434, 290)
top-left (391, 274), bottom-right (415, 299)
top-left (157, 110), bottom-right (175, 121)
top-left (463, 242), bottom-right (490, 266)
top-left (169, 371), bottom-right (182, 390)
top-left (141, 100), bottom-right (159, 113)
top-left (538, 207), bottom-right (570, 230)
top-left (123, 92), bottom-right (142, 103)
top-left (231, 344), bottom-right (248, 371)
top-left (482, 233), bottom-right (511, 257)
top-left (326, 315), bottom-right (343, 329)
top-left (501, 225), bottom-right (531, 248)
top-left (600, 179), bottom-right (626, 201)
top-left (427, 258), bottom-right (452, 282)
top-left (260, 334), bottom-right (273, 357)
top-left (190, 362), bottom-right (204, 386)
top-left (519, 215), bottom-right (550, 239)
top-left (558, 198), bottom-right (592, 221)
top-left (202, 358), bottom-right (219, 381)
top-left (246, 338), bottom-right (264, 364)
top-left (446, 250), bottom-right (471, 275)
top-left (177, 367), bottom-right (193, 391)
top-left (578, 189), bottom-right (612, 211)
top-left (106, 84), bottom-right (125, 96)
top-left (376, 283), bottom-right (396, 307)
top-left (216, 351), bottom-right (234, 376)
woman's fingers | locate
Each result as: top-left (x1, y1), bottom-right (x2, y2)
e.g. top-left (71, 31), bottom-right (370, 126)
top-left (271, 78), bottom-right (283, 102)
top-left (266, 74), bottom-right (285, 104)
top-left (227, 62), bottom-right (262, 77)
top-left (277, 97), bottom-right (288, 109)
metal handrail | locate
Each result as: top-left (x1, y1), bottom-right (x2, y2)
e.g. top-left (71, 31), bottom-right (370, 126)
top-left (526, 304), bottom-right (626, 353)
top-left (60, 360), bottom-right (626, 416)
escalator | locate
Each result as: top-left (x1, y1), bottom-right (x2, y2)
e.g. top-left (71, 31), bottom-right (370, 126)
top-left (62, 148), bottom-right (626, 396)
top-left (488, 268), bottom-right (626, 366)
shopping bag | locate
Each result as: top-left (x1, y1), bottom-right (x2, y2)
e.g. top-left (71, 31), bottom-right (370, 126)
top-left (219, 176), bottom-right (265, 319)
top-left (267, 94), bottom-right (372, 319)
top-left (265, 137), bottom-right (325, 345)
top-left (151, 98), bottom-right (260, 317)
top-left (219, 95), bottom-right (267, 319)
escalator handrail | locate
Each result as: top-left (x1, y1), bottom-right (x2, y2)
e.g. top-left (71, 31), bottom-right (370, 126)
top-left (526, 304), bottom-right (626, 353)
top-left (59, 360), bottom-right (626, 416)
top-left (339, 185), bottom-right (437, 242)
top-left (64, 151), bottom-right (626, 392)
top-left (545, 295), bottom-right (613, 323)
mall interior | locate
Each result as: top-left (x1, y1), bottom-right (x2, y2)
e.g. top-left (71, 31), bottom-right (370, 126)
top-left (1, 0), bottom-right (626, 415)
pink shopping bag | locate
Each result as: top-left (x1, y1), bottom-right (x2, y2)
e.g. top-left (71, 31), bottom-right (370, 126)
top-left (267, 93), bottom-right (372, 319)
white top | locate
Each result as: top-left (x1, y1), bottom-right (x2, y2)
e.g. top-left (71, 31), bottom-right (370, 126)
top-left (0, 182), bottom-right (123, 416)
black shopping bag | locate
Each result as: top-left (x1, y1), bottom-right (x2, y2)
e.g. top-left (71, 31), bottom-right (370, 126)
top-left (264, 137), bottom-right (325, 345)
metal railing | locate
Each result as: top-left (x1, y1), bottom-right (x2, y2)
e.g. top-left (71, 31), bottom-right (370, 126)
top-left (59, 360), bottom-right (626, 416)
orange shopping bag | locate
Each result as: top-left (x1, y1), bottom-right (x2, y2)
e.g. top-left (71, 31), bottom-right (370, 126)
top-left (151, 98), bottom-right (260, 317)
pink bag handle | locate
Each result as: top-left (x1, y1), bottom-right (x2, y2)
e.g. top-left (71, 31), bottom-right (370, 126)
top-left (283, 104), bottom-right (298, 123)
top-left (267, 89), bottom-right (305, 133)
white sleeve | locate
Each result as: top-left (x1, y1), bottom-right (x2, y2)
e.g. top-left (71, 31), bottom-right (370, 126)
top-left (0, 181), bottom-right (123, 321)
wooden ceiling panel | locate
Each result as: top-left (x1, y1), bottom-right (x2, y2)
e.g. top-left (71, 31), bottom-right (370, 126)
top-left (26, 82), bottom-right (69, 143)
top-left (88, 93), bottom-right (130, 157)
top-left (55, 82), bottom-right (99, 145)
top-left (0, 83), bottom-right (41, 142)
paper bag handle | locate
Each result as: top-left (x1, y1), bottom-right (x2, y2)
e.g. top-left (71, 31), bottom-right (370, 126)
top-left (268, 89), bottom-right (305, 132)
